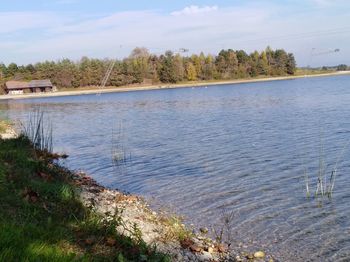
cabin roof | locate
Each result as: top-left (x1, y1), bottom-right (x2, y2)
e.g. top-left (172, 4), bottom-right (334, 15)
top-left (5, 80), bottom-right (53, 90)
top-left (5, 81), bottom-right (29, 90)
top-left (28, 80), bottom-right (52, 88)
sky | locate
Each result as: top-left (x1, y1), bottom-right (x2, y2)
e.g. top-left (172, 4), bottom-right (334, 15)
top-left (1, 0), bottom-right (349, 67)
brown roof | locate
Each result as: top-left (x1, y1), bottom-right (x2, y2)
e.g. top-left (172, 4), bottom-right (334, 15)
top-left (29, 80), bottom-right (53, 88)
top-left (6, 80), bottom-right (52, 90)
top-left (5, 81), bottom-right (29, 90)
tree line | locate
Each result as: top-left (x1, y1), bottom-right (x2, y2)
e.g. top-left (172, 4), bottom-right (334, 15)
top-left (0, 47), bottom-right (296, 89)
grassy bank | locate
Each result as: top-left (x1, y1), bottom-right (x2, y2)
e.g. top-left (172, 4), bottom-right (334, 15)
top-left (0, 135), bottom-right (170, 261)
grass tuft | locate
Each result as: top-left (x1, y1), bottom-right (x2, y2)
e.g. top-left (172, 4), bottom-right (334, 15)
top-left (303, 137), bottom-right (350, 198)
top-left (20, 109), bottom-right (53, 153)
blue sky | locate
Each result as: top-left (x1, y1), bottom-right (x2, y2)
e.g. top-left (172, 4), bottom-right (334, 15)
top-left (1, 0), bottom-right (349, 66)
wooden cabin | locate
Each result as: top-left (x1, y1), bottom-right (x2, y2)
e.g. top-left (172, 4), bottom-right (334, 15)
top-left (5, 80), bottom-right (53, 95)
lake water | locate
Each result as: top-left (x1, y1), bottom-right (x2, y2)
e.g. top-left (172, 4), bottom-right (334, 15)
top-left (2, 75), bottom-right (350, 261)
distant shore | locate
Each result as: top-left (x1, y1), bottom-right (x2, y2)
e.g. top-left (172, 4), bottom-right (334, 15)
top-left (1, 70), bottom-right (349, 100)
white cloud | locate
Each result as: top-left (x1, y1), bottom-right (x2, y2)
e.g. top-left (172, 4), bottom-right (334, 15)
top-left (171, 5), bottom-right (218, 16)
top-left (17, 7), bottom-right (269, 59)
top-left (52, 11), bottom-right (155, 34)
top-left (0, 12), bottom-right (63, 33)
top-left (1, 3), bottom-right (349, 66)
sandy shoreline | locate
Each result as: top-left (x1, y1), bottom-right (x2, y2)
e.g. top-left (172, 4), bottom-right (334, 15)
top-left (1, 71), bottom-right (349, 101)
top-left (74, 170), bottom-right (238, 261)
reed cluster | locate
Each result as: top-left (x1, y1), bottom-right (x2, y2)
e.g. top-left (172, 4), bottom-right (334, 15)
top-left (304, 140), bottom-right (349, 198)
top-left (21, 110), bottom-right (53, 153)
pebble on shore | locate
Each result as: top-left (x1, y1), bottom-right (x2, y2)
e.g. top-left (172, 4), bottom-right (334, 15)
top-left (254, 251), bottom-right (266, 258)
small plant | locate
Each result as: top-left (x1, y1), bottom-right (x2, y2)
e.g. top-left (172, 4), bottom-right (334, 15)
top-left (212, 209), bottom-right (235, 246)
top-left (60, 184), bottom-right (75, 201)
top-left (151, 209), bottom-right (192, 243)
top-left (21, 109), bottom-right (53, 153)
top-left (327, 139), bottom-right (350, 196)
top-left (111, 121), bottom-right (131, 167)
top-left (130, 223), bottom-right (143, 244)
top-left (303, 162), bottom-right (310, 198)
top-left (303, 138), bottom-right (350, 198)
top-left (163, 215), bottom-right (192, 241)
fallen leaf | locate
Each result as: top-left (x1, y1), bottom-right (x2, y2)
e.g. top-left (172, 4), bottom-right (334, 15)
top-left (217, 243), bottom-right (228, 253)
top-left (37, 172), bottom-right (51, 181)
top-left (106, 237), bottom-right (116, 246)
top-left (189, 244), bottom-right (203, 253)
top-left (22, 187), bottom-right (39, 203)
top-left (85, 238), bottom-right (94, 245)
top-left (180, 238), bottom-right (194, 249)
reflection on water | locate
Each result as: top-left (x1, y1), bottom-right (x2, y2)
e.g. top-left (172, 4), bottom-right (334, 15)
top-left (3, 75), bottom-right (350, 261)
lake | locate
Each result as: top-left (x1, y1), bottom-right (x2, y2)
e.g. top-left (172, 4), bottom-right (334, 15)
top-left (2, 75), bottom-right (350, 261)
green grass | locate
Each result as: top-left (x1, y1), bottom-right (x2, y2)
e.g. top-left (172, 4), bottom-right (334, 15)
top-left (0, 119), bottom-right (11, 134)
top-left (0, 135), bottom-right (170, 261)
top-left (294, 68), bottom-right (336, 76)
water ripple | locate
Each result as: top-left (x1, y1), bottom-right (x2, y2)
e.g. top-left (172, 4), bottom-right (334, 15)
top-left (4, 75), bottom-right (350, 261)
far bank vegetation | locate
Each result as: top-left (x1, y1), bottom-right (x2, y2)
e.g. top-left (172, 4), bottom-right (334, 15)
top-left (0, 47), bottom-right (296, 92)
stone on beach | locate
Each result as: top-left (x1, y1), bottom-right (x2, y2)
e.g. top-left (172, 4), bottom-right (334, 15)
top-left (199, 227), bottom-right (209, 234)
top-left (254, 251), bottom-right (266, 258)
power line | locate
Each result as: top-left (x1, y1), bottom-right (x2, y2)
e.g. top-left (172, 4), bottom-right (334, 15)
top-left (146, 26), bottom-right (349, 55)
top-left (311, 48), bottom-right (340, 56)
top-left (229, 26), bottom-right (350, 44)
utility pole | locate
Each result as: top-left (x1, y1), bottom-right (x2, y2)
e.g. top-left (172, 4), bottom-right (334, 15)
top-left (101, 60), bottom-right (116, 88)
top-left (98, 46), bottom-right (188, 95)
top-left (98, 45), bottom-right (122, 95)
